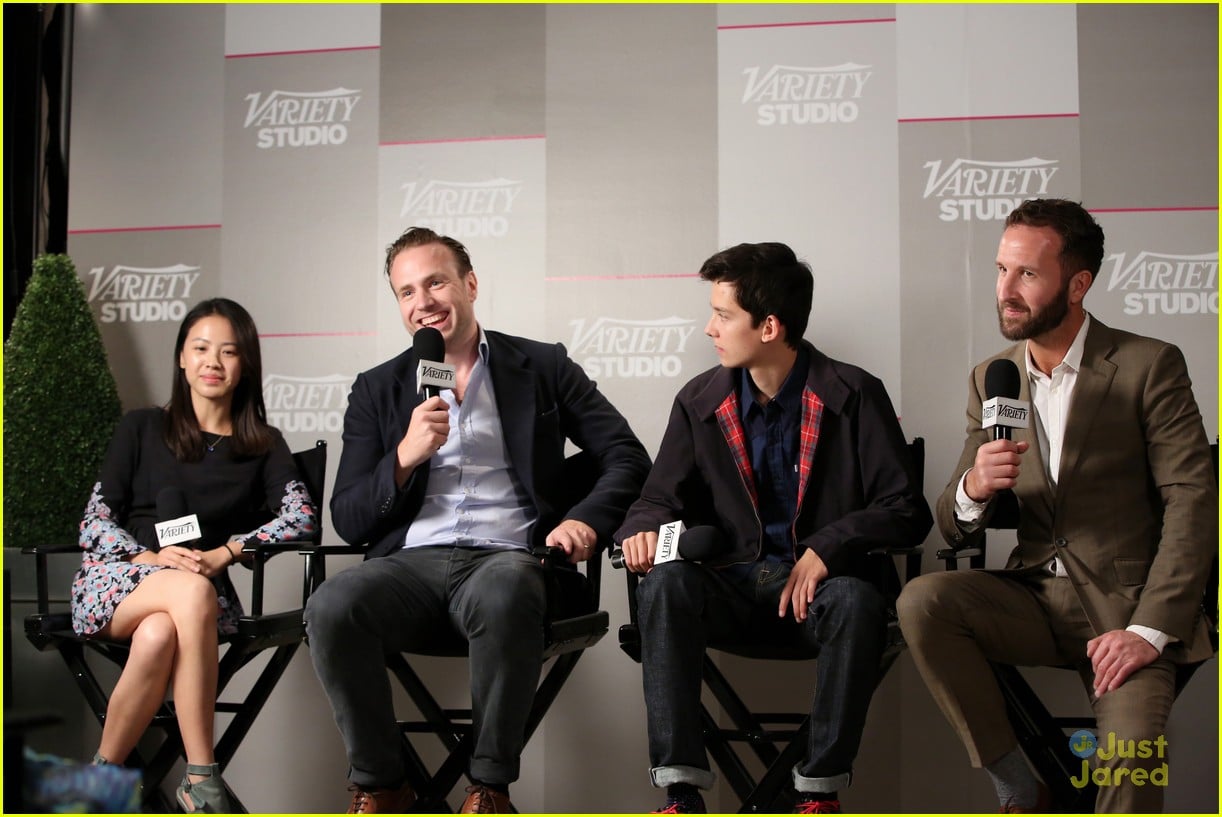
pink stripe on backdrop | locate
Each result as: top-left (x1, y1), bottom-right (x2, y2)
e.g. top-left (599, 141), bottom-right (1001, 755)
top-left (899, 113), bottom-right (1079, 123)
top-left (546, 273), bottom-right (699, 282)
top-left (719, 18), bottom-right (895, 31)
top-left (68, 224), bottom-right (222, 235)
top-left (260, 331), bottom-right (379, 339)
top-left (226, 45), bottom-right (380, 59)
top-left (382, 134), bottom-right (546, 147)
top-left (1089, 206), bottom-right (1218, 214)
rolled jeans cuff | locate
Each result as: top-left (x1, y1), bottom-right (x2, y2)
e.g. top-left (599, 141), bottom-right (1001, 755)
top-left (650, 765), bottom-right (716, 790)
top-left (792, 765), bottom-right (850, 794)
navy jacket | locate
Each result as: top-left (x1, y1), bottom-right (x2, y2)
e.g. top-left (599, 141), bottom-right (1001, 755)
top-left (616, 342), bottom-right (931, 593)
top-left (332, 331), bottom-right (651, 558)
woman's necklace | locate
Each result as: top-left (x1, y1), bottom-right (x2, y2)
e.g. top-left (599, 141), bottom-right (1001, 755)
top-left (204, 432), bottom-right (226, 452)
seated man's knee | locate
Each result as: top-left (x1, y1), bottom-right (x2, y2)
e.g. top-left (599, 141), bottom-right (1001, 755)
top-left (304, 571), bottom-right (363, 642)
top-left (819, 576), bottom-right (886, 616)
top-left (636, 561), bottom-right (706, 617)
top-left (895, 572), bottom-right (957, 631)
top-left (810, 577), bottom-right (888, 641)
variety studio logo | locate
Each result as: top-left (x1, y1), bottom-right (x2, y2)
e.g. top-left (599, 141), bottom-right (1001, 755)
top-left (263, 374), bottom-right (353, 434)
top-left (741, 62), bottom-right (872, 126)
top-left (85, 263), bottom-right (201, 323)
top-left (243, 87), bottom-right (361, 149)
top-left (1105, 250), bottom-right (1218, 316)
top-left (921, 157), bottom-right (1060, 222)
top-left (568, 316), bottom-right (698, 379)
top-left (399, 178), bottom-right (524, 239)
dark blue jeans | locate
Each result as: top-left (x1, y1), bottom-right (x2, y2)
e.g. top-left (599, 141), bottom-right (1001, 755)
top-left (636, 559), bottom-right (887, 793)
top-left (304, 546), bottom-right (547, 788)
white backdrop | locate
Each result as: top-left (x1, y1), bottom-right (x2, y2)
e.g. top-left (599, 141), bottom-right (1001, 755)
top-left (8, 4), bottom-right (1216, 813)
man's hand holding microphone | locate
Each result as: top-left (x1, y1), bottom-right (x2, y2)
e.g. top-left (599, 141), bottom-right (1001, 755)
top-left (615, 522), bottom-right (727, 573)
top-left (965, 358), bottom-right (1031, 503)
top-left (396, 326), bottom-right (456, 485)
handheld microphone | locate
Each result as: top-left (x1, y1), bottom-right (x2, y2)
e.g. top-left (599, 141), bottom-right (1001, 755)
top-left (610, 523), bottom-right (727, 569)
top-left (982, 359), bottom-right (1029, 441)
top-left (414, 326), bottom-right (456, 399)
top-left (154, 487), bottom-right (202, 549)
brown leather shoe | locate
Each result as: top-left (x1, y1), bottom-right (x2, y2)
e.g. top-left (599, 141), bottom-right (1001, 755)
top-left (459, 784), bottom-right (514, 813)
top-left (347, 781), bottom-right (416, 813)
top-left (1000, 782), bottom-right (1052, 813)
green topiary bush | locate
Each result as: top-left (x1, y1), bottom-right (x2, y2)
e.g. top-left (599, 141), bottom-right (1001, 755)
top-left (4, 253), bottom-right (122, 548)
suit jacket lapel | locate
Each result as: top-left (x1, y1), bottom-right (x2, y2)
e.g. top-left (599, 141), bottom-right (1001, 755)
top-left (1057, 321), bottom-right (1117, 493)
top-left (487, 335), bottom-right (537, 499)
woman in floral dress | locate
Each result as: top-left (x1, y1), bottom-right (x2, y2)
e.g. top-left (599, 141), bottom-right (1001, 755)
top-left (72, 297), bottom-right (317, 812)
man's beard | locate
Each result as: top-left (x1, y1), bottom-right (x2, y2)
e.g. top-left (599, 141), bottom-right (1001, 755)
top-left (997, 281), bottom-right (1070, 341)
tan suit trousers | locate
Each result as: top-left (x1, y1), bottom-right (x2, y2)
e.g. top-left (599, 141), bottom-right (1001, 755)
top-left (899, 568), bottom-right (1177, 813)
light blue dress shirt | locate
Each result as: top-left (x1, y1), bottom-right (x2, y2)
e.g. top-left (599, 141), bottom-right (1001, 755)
top-left (402, 331), bottom-right (536, 552)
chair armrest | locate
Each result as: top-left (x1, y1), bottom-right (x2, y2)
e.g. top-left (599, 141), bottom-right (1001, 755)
top-left (241, 541), bottom-right (310, 557)
top-left (296, 542), bottom-right (367, 603)
top-left (868, 543), bottom-right (925, 586)
top-left (243, 537), bottom-right (332, 617)
top-left (936, 546), bottom-right (983, 571)
top-left (21, 544), bottom-right (81, 615)
top-left (20, 544), bottom-right (81, 556)
top-left (297, 543), bottom-right (366, 556)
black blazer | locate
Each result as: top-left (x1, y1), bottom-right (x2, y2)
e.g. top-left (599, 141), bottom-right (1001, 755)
top-left (331, 330), bottom-right (651, 558)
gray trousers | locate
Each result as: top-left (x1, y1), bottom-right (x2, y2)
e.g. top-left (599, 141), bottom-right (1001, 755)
top-left (898, 569), bottom-right (1177, 813)
top-left (304, 546), bottom-right (547, 788)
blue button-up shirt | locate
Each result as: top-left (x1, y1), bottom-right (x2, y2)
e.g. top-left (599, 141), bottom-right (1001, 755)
top-left (738, 346), bottom-right (807, 566)
top-left (402, 330), bottom-right (536, 552)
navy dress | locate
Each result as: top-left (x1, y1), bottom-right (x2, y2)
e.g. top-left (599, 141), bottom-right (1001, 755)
top-left (71, 408), bottom-right (317, 636)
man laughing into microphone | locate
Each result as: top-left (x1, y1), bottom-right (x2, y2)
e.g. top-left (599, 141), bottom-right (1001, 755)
top-left (306, 227), bottom-right (649, 814)
top-left (616, 242), bottom-right (931, 813)
top-left (898, 199), bottom-right (1217, 813)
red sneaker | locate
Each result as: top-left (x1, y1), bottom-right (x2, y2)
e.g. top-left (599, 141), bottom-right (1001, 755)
top-left (652, 794), bottom-right (707, 813)
top-left (794, 798), bottom-right (841, 814)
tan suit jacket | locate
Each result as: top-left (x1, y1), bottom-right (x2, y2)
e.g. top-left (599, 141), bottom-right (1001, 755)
top-left (936, 318), bottom-right (1217, 664)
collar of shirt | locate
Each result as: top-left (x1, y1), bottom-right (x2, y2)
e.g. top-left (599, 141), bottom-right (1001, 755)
top-left (1024, 312), bottom-right (1090, 386)
top-left (739, 345), bottom-right (808, 425)
top-left (401, 325), bottom-right (536, 552)
top-left (476, 326), bottom-right (490, 366)
top-left (1024, 313), bottom-right (1090, 487)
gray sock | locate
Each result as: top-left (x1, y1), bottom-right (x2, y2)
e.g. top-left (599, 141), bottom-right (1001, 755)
top-left (985, 747), bottom-right (1039, 809)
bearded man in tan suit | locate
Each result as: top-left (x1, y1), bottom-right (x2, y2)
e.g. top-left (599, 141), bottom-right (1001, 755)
top-left (898, 198), bottom-right (1216, 813)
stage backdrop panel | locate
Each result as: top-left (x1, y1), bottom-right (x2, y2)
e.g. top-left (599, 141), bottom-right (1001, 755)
top-left (66, 229), bottom-right (222, 412)
top-left (1077, 3), bottom-right (1218, 209)
top-left (380, 5), bottom-right (545, 142)
top-left (896, 4), bottom-right (1078, 120)
top-left (19, 5), bottom-right (1216, 815)
top-left (68, 4), bottom-right (225, 231)
top-left (220, 47), bottom-right (380, 335)
top-left (224, 3), bottom-right (380, 56)
top-left (718, 8), bottom-right (901, 407)
top-left (544, 3), bottom-right (720, 464)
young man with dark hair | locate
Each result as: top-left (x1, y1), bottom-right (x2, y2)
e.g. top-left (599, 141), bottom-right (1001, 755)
top-left (618, 241), bottom-right (931, 814)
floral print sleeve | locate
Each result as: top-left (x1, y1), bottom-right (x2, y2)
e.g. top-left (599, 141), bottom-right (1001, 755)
top-left (233, 478), bottom-right (318, 547)
top-left (78, 481), bottom-right (145, 561)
